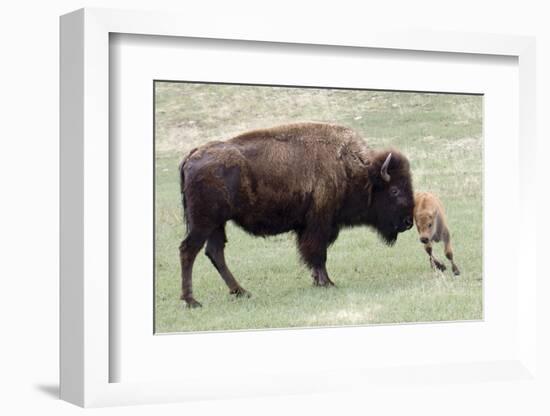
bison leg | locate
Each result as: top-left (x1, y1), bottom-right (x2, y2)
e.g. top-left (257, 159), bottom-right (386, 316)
top-left (443, 233), bottom-right (460, 276)
top-left (312, 267), bottom-right (335, 287)
top-left (205, 226), bottom-right (250, 298)
top-left (297, 228), bottom-right (335, 287)
top-left (179, 229), bottom-right (209, 308)
top-left (424, 243), bottom-right (446, 272)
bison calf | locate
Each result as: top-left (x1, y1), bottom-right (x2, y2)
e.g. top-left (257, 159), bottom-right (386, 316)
top-left (413, 192), bottom-right (460, 276)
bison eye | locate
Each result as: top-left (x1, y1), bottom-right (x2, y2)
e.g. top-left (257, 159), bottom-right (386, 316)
top-left (390, 187), bottom-right (400, 196)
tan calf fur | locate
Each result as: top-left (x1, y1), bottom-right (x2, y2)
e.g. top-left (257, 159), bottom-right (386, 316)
top-left (413, 192), bottom-right (460, 276)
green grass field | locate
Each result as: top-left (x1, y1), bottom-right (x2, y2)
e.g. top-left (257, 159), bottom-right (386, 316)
top-left (154, 82), bottom-right (483, 333)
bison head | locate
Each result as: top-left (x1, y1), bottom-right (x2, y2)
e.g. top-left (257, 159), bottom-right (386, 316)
top-left (367, 150), bottom-right (414, 245)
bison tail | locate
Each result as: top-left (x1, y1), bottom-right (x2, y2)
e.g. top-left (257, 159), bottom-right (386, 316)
top-left (178, 158), bottom-right (189, 234)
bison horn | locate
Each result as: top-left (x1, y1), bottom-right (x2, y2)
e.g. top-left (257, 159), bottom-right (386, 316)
top-left (381, 152), bottom-right (392, 182)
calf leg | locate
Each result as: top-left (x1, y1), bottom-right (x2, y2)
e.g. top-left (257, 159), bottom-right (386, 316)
top-left (297, 227), bottom-right (334, 287)
top-left (205, 226), bottom-right (250, 298)
top-left (443, 234), bottom-right (460, 276)
top-left (179, 228), bottom-right (209, 308)
top-left (424, 243), bottom-right (446, 272)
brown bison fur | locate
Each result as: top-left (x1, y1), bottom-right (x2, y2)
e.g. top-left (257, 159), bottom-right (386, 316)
top-left (179, 122), bottom-right (415, 307)
top-left (413, 191), bottom-right (460, 276)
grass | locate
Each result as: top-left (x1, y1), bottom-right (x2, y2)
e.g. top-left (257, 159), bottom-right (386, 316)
top-left (154, 82), bottom-right (483, 333)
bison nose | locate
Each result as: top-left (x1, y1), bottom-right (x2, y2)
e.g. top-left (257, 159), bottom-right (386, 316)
top-left (420, 237), bottom-right (429, 244)
top-left (403, 216), bottom-right (413, 229)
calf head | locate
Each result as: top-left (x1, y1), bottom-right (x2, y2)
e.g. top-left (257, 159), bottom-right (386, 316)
top-left (414, 209), bottom-right (437, 244)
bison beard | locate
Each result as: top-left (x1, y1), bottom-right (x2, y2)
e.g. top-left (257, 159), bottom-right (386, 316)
top-left (178, 122), bottom-right (414, 307)
top-left (378, 227), bottom-right (399, 246)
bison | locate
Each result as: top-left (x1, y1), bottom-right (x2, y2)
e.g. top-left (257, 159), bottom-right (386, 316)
top-left (413, 191), bottom-right (460, 275)
top-left (178, 122), bottom-right (414, 307)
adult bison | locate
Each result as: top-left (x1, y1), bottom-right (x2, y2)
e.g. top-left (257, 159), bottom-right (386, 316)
top-left (179, 122), bottom-right (414, 307)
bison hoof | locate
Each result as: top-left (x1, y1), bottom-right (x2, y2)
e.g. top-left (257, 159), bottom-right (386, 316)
top-left (452, 266), bottom-right (460, 276)
top-left (181, 295), bottom-right (202, 308)
top-left (312, 269), bottom-right (335, 287)
top-left (313, 279), bottom-right (335, 287)
top-left (186, 299), bottom-right (203, 308)
top-left (230, 287), bottom-right (251, 298)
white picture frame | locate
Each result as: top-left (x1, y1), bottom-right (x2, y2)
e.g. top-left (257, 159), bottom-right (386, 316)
top-left (60, 7), bottom-right (538, 408)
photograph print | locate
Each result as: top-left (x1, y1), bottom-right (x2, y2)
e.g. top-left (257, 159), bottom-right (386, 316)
top-left (154, 82), bottom-right (483, 333)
